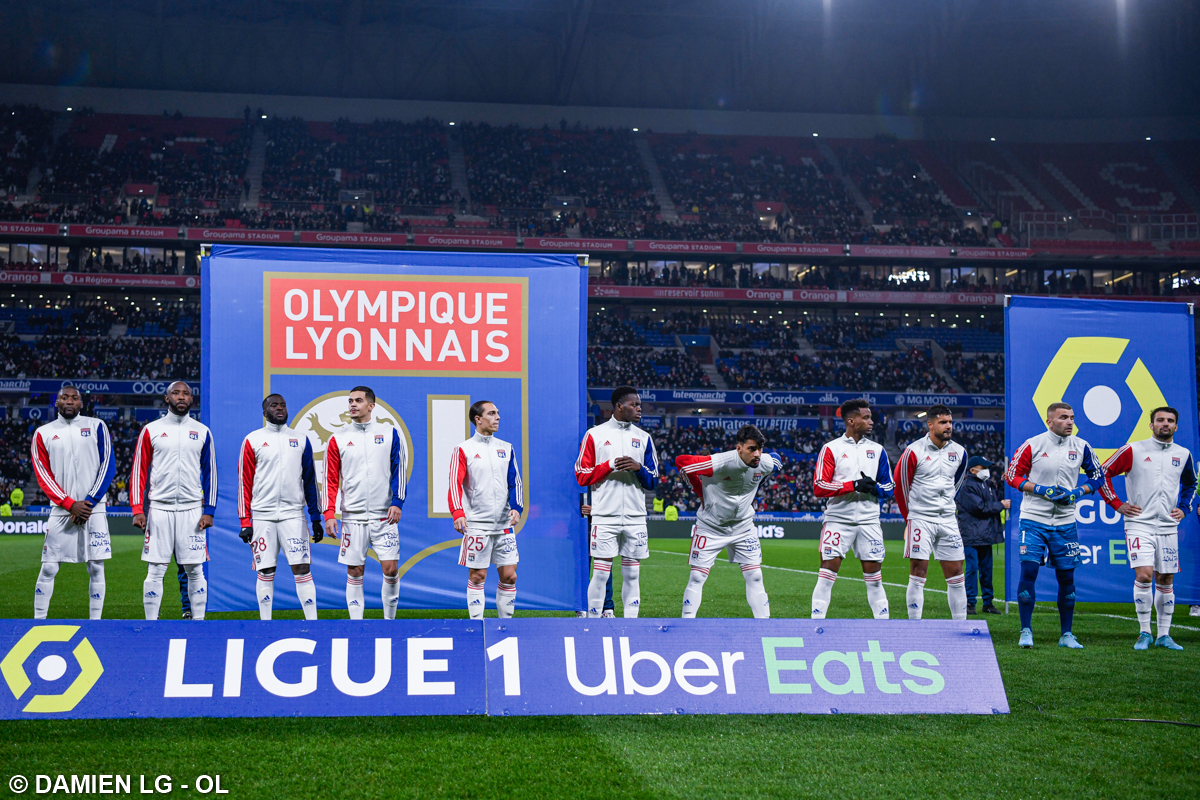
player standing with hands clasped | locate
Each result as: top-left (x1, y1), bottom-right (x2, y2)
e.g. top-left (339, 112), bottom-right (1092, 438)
top-left (323, 387), bottom-right (407, 620)
top-left (676, 425), bottom-right (778, 619)
top-left (131, 382), bottom-right (217, 620)
top-left (29, 385), bottom-right (116, 619)
top-left (238, 394), bottom-right (326, 620)
top-left (810, 399), bottom-right (895, 619)
top-left (1099, 406), bottom-right (1196, 651)
top-left (893, 405), bottom-right (970, 621)
top-left (1005, 402), bottom-right (1105, 649)
top-left (450, 400), bottom-right (524, 619)
top-left (575, 386), bottom-right (658, 618)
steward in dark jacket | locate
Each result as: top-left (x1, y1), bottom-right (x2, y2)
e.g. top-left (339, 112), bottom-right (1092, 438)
top-left (955, 457), bottom-right (1009, 613)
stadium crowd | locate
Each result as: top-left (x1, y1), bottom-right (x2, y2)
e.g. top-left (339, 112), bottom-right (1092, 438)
top-left (586, 346), bottom-right (711, 388)
top-left (719, 348), bottom-right (951, 392)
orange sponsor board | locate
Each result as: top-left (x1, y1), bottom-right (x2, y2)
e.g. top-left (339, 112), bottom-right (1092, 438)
top-left (268, 277), bottom-right (523, 372)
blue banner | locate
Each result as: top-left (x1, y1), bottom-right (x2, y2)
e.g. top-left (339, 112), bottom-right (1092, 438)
top-left (0, 619), bottom-right (1007, 719)
top-left (895, 419), bottom-right (1004, 434)
top-left (0, 379), bottom-right (200, 396)
top-left (593, 388), bottom-right (1003, 408)
top-left (483, 619), bottom-right (1007, 715)
top-left (0, 620), bottom-right (483, 719)
top-left (203, 246), bottom-right (588, 612)
top-left (675, 416), bottom-right (821, 432)
top-left (1004, 297), bottom-right (1200, 604)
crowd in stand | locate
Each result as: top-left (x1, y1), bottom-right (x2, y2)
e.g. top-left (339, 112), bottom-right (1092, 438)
top-left (261, 117), bottom-right (455, 207)
top-left (2, 334), bottom-right (197, 381)
top-left (39, 113), bottom-right (250, 201)
top-left (1, 105), bottom-right (56, 196)
top-left (837, 143), bottom-right (959, 227)
top-left (944, 352), bottom-right (1004, 394)
top-left (463, 123), bottom-right (655, 213)
top-left (720, 348), bottom-right (950, 392)
top-left (586, 346), bottom-right (711, 388)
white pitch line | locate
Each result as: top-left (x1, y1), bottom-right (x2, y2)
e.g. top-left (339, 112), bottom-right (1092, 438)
top-left (1083, 613), bottom-right (1200, 633)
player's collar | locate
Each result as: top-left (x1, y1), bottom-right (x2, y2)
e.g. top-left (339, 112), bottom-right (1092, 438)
top-left (611, 417), bottom-right (632, 430)
top-left (165, 411), bottom-right (188, 425)
top-left (352, 419), bottom-right (371, 431)
top-left (1047, 431), bottom-right (1068, 445)
top-left (474, 432), bottom-right (494, 443)
top-left (265, 421), bottom-right (286, 433)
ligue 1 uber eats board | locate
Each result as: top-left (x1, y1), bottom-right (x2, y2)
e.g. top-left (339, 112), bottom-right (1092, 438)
top-left (201, 246), bottom-right (588, 612)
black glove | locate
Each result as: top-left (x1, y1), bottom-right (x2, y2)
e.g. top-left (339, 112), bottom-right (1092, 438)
top-left (239, 526), bottom-right (254, 544)
top-left (853, 471), bottom-right (878, 495)
top-left (311, 519), bottom-right (324, 544)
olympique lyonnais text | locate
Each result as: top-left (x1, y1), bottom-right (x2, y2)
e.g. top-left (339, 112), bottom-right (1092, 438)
top-left (270, 278), bottom-right (523, 372)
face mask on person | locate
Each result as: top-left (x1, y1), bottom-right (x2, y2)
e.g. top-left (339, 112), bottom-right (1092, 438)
top-left (974, 469), bottom-right (991, 481)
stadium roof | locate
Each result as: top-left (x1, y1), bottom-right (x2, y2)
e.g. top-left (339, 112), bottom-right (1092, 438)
top-left (2, 0), bottom-right (1198, 120)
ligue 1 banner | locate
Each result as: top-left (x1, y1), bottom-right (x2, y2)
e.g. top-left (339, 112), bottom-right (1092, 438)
top-left (0, 619), bottom-right (1008, 719)
top-left (1004, 296), bottom-right (1200, 604)
top-left (202, 246), bottom-right (588, 612)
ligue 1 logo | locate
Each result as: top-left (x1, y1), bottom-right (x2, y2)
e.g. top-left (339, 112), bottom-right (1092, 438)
top-left (0, 626), bottom-right (103, 713)
top-left (1032, 336), bottom-right (1168, 460)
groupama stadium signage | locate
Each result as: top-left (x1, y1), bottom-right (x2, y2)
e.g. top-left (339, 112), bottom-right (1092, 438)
top-left (0, 619), bottom-right (1007, 718)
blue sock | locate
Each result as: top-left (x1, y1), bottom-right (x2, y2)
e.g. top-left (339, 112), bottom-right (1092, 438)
top-left (177, 563), bottom-right (191, 614)
top-left (1056, 569), bottom-right (1076, 635)
top-left (1017, 561), bottom-right (1039, 629)
top-left (603, 572), bottom-right (615, 612)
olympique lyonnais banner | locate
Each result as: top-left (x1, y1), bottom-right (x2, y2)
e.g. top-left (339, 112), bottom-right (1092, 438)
top-left (203, 246), bottom-right (587, 612)
top-left (523, 237), bottom-right (628, 251)
top-left (632, 240), bottom-right (739, 254)
top-left (413, 234), bottom-right (520, 249)
top-left (0, 619), bottom-right (1008, 719)
top-left (1005, 296), bottom-right (1200, 604)
top-left (0, 271), bottom-right (199, 288)
top-left (65, 224), bottom-right (181, 239)
top-left (186, 228), bottom-right (293, 243)
top-left (612, 387), bottom-right (1004, 408)
top-left (674, 416), bottom-right (821, 432)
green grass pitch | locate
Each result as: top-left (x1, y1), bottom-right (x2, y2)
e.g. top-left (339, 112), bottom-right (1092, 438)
top-left (0, 534), bottom-right (1197, 799)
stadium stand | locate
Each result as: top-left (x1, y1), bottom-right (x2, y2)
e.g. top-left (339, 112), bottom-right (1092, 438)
top-left (586, 346), bottom-right (711, 388)
top-left (1, 105), bottom-right (55, 197)
top-left (719, 348), bottom-right (950, 392)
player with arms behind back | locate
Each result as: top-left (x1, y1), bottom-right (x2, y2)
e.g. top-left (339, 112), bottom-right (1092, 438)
top-left (1005, 402), bottom-right (1104, 649)
top-left (893, 405), bottom-right (969, 621)
top-left (323, 386), bottom-right (407, 619)
top-left (450, 400), bottom-right (524, 619)
top-left (1100, 406), bottom-right (1196, 650)
top-left (676, 425), bottom-right (778, 619)
top-left (238, 394), bottom-right (325, 620)
top-left (131, 381), bottom-right (217, 620)
top-left (810, 399), bottom-right (894, 619)
top-left (575, 386), bottom-right (658, 618)
top-left (29, 385), bottom-right (116, 619)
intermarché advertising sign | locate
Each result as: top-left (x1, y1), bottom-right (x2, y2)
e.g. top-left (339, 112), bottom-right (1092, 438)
top-left (0, 619), bottom-right (1007, 718)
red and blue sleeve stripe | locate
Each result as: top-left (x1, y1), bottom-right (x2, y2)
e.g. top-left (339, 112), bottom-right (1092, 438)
top-left (200, 430), bottom-right (217, 515)
top-left (507, 446), bottom-right (524, 513)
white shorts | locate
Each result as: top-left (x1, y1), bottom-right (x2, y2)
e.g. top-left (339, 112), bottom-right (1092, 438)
top-left (688, 522), bottom-right (763, 569)
top-left (251, 518), bottom-right (311, 571)
top-left (337, 519), bottom-right (400, 566)
top-left (589, 523), bottom-right (649, 560)
top-left (459, 528), bottom-right (519, 568)
top-left (1126, 530), bottom-right (1180, 574)
top-left (819, 522), bottom-right (886, 562)
top-left (904, 517), bottom-right (963, 562)
top-left (43, 512), bottom-right (111, 563)
top-left (142, 507), bottom-right (208, 564)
